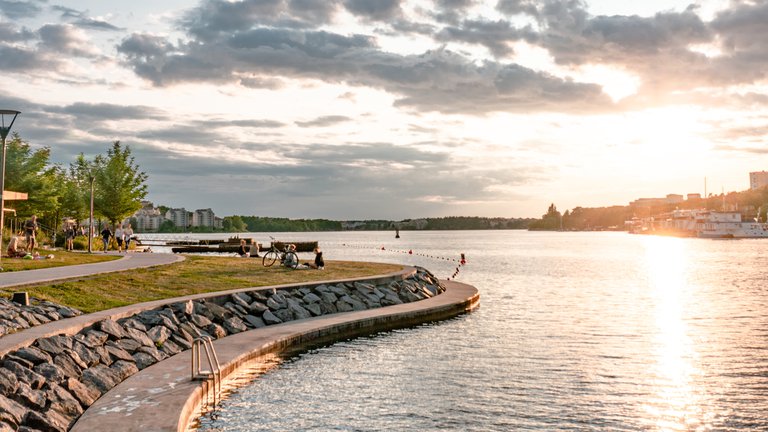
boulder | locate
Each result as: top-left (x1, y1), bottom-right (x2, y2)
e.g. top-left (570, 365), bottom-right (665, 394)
top-left (205, 324), bottom-right (227, 339)
top-left (136, 346), bottom-right (166, 363)
top-left (190, 314), bottom-right (212, 328)
top-left (35, 336), bottom-right (73, 356)
top-left (230, 293), bottom-right (251, 309)
top-left (147, 326), bottom-right (172, 345)
top-left (273, 309), bottom-right (293, 322)
top-left (52, 355), bottom-right (82, 381)
top-left (24, 409), bottom-right (70, 432)
top-left (97, 319), bottom-right (126, 340)
top-left (64, 378), bottom-right (100, 407)
top-left (104, 343), bottom-right (134, 363)
top-left (3, 361), bottom-right (45, 390)
top-left (203, 302), bottom-right (232, 322)
top-left (81, 365), bottom-right (119, 394)
top-left (131, 352), bottom-right (157, 371)
top-left (46, 383), bottom-right (83, 420)
top-left (247, 301), bottom-right (268, 314)
top-left (110, 360), bottom-right (139, 382)
top-left (13, 347), bottom-right (52, 365)
top-left (0, 394), bottom-right (27, 428)
top-left (115, 338), bottom-right (142, 353)
top-left (13, 382), bottom-right (46, 410)
top-left (169, 300), bottom-right (194, 316)
top-left (124, 326), bottom-right (155, 348)
top-left (223, 317), bottom-right (248, 334)
top-left (32, 363), bottom-right (66, 384)
top-left (262, 310), bottom-right (282, 325)
top-left (159, 339), bottom-right (182, 356)
top-left (243, 315), bottom-right (266, 328)
top-left (121, 317), bottom-right (148, 332)
top-left (0, 369), bottom-right (19, 395)
top-left (77, 330), bottom-right (109, 348)
top-left (302, 292), bottom-right (322, 304)
top-left (71, 342), bottom-right (100, 368)
top-left (304, 303), bottom-right (322, 317)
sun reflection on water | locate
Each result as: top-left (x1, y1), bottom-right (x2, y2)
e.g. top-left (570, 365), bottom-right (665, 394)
top-left (642, 236), bottom-right (708, 431)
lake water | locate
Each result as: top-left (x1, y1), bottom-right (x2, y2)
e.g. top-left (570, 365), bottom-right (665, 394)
top-left (158, 230), bottom-right (768, 431)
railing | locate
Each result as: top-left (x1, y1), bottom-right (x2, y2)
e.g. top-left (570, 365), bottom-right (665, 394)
top-left (191, 336), bottom-right (222, 409)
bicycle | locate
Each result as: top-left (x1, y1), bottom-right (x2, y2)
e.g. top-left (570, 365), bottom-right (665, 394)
top-left (262, 237), bottom-right (299, 269)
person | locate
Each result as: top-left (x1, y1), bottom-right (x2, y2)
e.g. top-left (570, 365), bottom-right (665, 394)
top-left (282, 244), bottom-right (298, 267)
top-left (23, 215), bottom-right (38, 252)
top-left (250, 241), bottom-right (260, 258)
top-left (100, 225), bottom-right (113, 253)
top-left (115, 225), bottom-right (124, 252)
top-left (65, 223), bottom-right (76, 251)
top-left (124, 223), bottom-right (134, 252)
top-left (237, 239), bottom-right (249, 257)
top-left (6, 236), bottom-right (26, 258)
top-left (307, 246), bottom-right (325, 269)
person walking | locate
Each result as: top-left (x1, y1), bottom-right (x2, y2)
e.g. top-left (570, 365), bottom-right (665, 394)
top-left (124, 223), bottom-right (134, 252)
top-left (23, 215), bottom-right (38, 252)
top-left (115, 225), bottom-right (124, 253)
top-left (100, 225), bottom-right (113, 253)
top-left (65, 223), bottom-right (76, 251)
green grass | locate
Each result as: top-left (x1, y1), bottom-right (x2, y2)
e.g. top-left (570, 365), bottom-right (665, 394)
top-left (5, 255), bottom-right (402, 313)
top-left (0, 250), bottom-right (120, 272)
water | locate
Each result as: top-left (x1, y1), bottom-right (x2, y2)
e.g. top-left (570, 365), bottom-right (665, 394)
top-left (171, 231), bottom-right (768, 431)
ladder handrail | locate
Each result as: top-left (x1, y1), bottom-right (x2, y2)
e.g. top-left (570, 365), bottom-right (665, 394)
top-left (191, 336), bottom-right (223, 408)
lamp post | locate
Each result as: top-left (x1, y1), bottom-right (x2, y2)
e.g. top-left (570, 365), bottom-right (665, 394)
top-left (0, 110), bottom-right (20, 271)
top-left (88, 173), bottom-right (94, 253)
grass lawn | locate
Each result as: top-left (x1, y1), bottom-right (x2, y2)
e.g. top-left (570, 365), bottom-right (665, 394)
top-left (0, 250), bottom-right (120, 272)
top-left (5, 255), bottom-right (402, 313)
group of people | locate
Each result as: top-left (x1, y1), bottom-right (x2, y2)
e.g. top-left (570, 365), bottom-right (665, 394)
top-left (99, 223), bottom-right (134, 253)
top-left (5, 215), bottom-right (39, 257)
top-left (235, 240), bottom-right (325, 269)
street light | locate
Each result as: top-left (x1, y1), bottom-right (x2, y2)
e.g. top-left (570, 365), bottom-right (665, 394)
top-left (0, 110), bottom-right (21, 271)
top-left (88, 173), bottom-right (94, 253)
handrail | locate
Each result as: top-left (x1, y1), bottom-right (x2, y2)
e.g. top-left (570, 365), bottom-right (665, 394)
top-left (191, 336), bottom-right (222, 409)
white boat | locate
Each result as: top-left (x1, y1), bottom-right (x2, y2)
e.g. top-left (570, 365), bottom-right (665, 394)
top-left (632, 209), bottom-right (768, 238)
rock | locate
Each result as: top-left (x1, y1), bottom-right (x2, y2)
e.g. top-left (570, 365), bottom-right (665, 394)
top-left (81, 365), bottom-right (119, 394)
top-left (171, 334), bottom-right (192, 350)
top-left (93, 346), bottom-right (112, 366)
top-left (339, 295), bottom-right (366, 311)
top-left (14, 382), bottom-right (46, 410)
top-left (57, 307), bottom-right (79, 318)
top-left (266, 296), bottom-right (285, 311)
top-left (169, 300), bottom-right (194, 316)
top-left (190, 314), bottom-right (212, 328)
top-left (302, 293), bottom-right (322, 303)
top-left (131, 352), bottom-right (157, 371)
top-left (273, 309), bottom-right (293, 322)
top-left (223, 317), bottom-right (248, 334)
top-left (77, 330), bottom-right (109, 348)
top-left (179, 322), bottom-right (202, 339)
top-left (65, 378), bottom-right (100, 407)
top-left (262, 310), bottom-right (282, 325)
top-left (205, 324), bottom-right (227, 339)
top-left (115, 338), bottom-right (142, 353)
top-left (319, 292), bottom-right (338, 304)
top-left (124, 326), bottom-right (155, 348)
top-left (53, 353), bottom-right (85, 378)
top-left (319, 301), bottom-right (337, 315)
top-left (97, 319), bottom-right (126, 340)
top-left (230, 293), bottom-right (251, 309)
top-left (0, 369), bottom-right (19, 394)
top-left (247, 301), bottom-right (268, 314)
top-left (32, 363), bottom-right (66, 384)
top-left (203, 302), bottom-right (233, 321)
top-left (121, 317), bottom-right (147, 332)
top-left (63, 350), bottom-right (88, 370)
top-left (46, 383), bottom-right (83, 420)
top-left (249, 290), bottom-right (268, 302)
top-left (243, 315), bottom-right (266, 328)
top-left (3, 361), bottom-right (45, 390)
top-left (335, 300), bottom-right (354, 312)
top-left (3, 355), bottom-right (33, 370)
top-left (24, 409), bottom-right (70, 432)
top-left (147, 326), bottom-right (172, 345)
top-left (13, 347), bottom-right (52, 365)
top-left (304, 303), bottom-right (322, 316)
top-left (105, 343), bottom-right (134, 363)
top-left (0, 422), bottom-right (13, 432)
top-left (35, 336), bottom-right (73, 356)
top-left (110, 360), bottom-right (139, 382)
top-left (72, 342), bottom-right (100, 368)
top-left (159, 339), bottom-right (182, 356)
top-left (329, 284), bottom-right (349, 297)
top-left (288, 302), bottom-right (312, 320)
top-left (136, 346), bottom-right (166, 363)
top-left (313, 284), bottom-right (330, 293)
top-left (0, 394), bottom-right (27, 428)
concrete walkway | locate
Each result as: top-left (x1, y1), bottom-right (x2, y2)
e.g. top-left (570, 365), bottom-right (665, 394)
top-left (71, 280), bottom-right (479, 432)
top-left (0, 252), bottom-right (184, 289)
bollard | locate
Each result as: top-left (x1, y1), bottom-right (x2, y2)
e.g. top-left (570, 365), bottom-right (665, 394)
top-left (12, 292), bottom-right (29, 306)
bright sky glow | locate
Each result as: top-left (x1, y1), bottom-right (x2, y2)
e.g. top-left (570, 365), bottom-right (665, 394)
top-left (0, 0), bottom-right (766, 219)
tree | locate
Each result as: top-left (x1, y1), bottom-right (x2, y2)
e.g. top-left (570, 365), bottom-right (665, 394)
top-left (92, 142), bottom-right (148, 226)
top-left (223, 215), bottom-right (247, 232)
top-left (3, 133), bottom-right (60, 226)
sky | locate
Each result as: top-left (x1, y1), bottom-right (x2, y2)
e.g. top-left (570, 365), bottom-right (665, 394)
top-left (1, 0), bottom-right (766, 220)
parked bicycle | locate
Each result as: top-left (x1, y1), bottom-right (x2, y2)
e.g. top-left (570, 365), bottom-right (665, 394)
top-left (262, 237), bottom-right (299, 269)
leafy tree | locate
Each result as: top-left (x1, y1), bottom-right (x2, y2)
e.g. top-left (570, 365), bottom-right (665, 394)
top-left (92, 141), bottom-right (148, 226)
top-left (223, 215), bottom-right (247, 232)
top-left (2, 133), bottom-right (60, 227)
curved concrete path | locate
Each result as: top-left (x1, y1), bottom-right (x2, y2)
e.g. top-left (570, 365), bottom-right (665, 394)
top-left (71, 280), bottom-right (479, 432)
top-left (0, 252), bottom-right (184, 289)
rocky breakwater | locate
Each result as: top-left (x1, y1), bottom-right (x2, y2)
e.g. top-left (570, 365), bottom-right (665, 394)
top-left (0, 267), bottom-right (445, 431)
top-left (0, 298), bottom-right (81, 338)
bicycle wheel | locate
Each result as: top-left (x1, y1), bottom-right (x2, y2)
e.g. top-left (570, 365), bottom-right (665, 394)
top-left (284, 251), bottom-right (299, 269)
top-left (262, 251), bottom-right (278, 267)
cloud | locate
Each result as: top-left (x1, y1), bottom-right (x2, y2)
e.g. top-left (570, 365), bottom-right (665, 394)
top-left (51, 6), bottom-right (123, 31)
top-left (0, 0), bottom-right (43, 19)
top-left (295, 115), bottom-right (352, 127)
top-left (343, 0), bottom-right (403, 21)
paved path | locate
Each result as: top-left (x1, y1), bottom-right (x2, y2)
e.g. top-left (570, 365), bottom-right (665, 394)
top-left (0, 252), bottom-right (184, 289)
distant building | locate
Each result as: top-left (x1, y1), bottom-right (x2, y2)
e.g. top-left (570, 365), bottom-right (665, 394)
top-left (132, 201), bottom-right (164, 231)
top-left (749, 171), bottom-right (768, 190)
top-left (192, 208), bottom-right (216, 228)
top-left (631, 194), bottom-right (685, 208)
top-left (687, 193), bottom-right (702, 200)
top-left (165, 208), bottom-right (191, 228)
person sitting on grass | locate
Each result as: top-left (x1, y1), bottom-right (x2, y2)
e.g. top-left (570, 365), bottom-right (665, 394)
top-left (5, 236), bottom-right (26, 258)
top-left (237, 239), bottom-right (249, 257)
top-left (282, 244), bottom-right (298, 267)
top-left (305, 246), bottom-right (324, 269)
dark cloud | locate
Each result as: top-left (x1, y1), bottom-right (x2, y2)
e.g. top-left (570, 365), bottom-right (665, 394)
top-left (296, 115), bottom-right (352, 127)
top-left (47, 102), bottom-right (166, 121)
top-left (343, 0), bottom-right (403, 21)
top-left (51, 5), bottom-right (123, 31)
top-left (38, 24), bottom-right (96, 57)
top-left (0, 0), bottom-right (42, 19)
top-left (0, 45), bottom-right (50, 71)
top-left (0, 23), bottom-right (36, 42)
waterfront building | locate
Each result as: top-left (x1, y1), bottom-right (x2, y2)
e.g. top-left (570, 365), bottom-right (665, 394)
top-left (165, 208), bottom-right (191, 229)
top-left (749, 171), bottom-right (768, 190)
top-left (192, 208), bottom-right (216, 228)
top-left (132, 201), bottom-right (164, 231)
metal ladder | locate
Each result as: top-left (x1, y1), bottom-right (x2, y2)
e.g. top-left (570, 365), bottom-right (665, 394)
top-left (191, 336), bottom-right (222, 409)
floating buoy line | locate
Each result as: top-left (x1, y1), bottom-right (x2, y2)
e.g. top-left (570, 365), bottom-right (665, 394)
top-left (340, 243), bottom-right (467, 280)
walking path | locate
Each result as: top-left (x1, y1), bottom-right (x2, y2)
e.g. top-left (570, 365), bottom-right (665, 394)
top-left (0, 252), bottom-right (184, 289)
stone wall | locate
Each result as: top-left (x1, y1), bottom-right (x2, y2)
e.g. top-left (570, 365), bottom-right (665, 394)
top-left (0, 267), bottom-right (445, 431)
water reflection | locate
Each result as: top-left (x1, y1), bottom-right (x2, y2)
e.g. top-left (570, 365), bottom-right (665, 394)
top-left (642, 237), bottom-right (704, 431)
